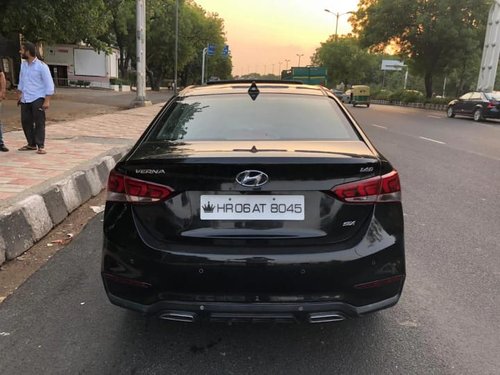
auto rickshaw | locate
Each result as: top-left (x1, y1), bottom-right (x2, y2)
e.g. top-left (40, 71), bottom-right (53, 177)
top-left (349, 85), bottom-right (370, 107)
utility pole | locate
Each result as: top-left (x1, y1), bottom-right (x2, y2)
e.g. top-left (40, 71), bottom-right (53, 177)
top-left (174, 0), bottom-right (179, 94)
top-left (285, 59), bottom-right (290, 70)
top-left (131, 0), bottom-right (151, 107)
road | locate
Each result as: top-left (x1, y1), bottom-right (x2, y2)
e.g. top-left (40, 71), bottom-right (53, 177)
top-left (0, 104), bottom-right (499, 374)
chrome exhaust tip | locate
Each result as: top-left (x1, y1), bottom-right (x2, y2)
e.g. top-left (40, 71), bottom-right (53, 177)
top-left (158, 311), bottom-right (197, 323)
top-left (308, 312), bottom-right (346, 323)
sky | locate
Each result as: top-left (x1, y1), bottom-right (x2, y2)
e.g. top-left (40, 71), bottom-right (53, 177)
top-left (194, 0), bottom-right (360, 76)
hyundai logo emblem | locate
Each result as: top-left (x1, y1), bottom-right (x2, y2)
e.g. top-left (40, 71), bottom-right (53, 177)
top-left (236, 170), bottom-right (269, 187)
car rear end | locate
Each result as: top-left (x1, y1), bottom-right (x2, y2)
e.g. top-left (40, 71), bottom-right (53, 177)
top-left (483, 91), bottom-right (500, 119)
top-left (102, 83), bottom-right (405, 323)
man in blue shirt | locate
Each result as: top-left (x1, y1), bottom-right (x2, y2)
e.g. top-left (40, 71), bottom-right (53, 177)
top-left (17, 41), bottom-right (54, 154)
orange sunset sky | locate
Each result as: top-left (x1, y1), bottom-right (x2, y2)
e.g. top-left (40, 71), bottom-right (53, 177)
top-left (194, 0), bottom-right (360, 76)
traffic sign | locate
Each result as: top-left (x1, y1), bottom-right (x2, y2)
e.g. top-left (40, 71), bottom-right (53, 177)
top-left (381, 59), bottom-right (405, 71)
top-left (222, 45), bottom-right (229, 57)
top-left (207, 44), bottom-right (216, 56)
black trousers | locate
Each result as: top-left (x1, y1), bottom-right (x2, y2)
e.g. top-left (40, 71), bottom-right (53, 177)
top-left (21, 98), bottom-right (46, 148)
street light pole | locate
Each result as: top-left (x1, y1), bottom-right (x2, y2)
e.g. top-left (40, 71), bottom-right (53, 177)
top-left (296, 53), bottom-right (304, 67)
top-left (285, 59), bottom-right (290, 70)
top-left (201, 46), bottom-right (207, 84)
top-left (131, 0), bottom-right (151, 107)
top-left (324, 9), bottom-right (354, 41)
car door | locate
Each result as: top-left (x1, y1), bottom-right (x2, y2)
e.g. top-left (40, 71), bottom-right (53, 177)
top-left (455, 92), bottom-right (472, 114)
top-left (466, 92), bottom-right (483, 114)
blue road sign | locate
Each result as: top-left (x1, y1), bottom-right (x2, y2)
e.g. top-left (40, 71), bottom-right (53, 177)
top-left (222, 45), bottom-right (229, 57)
top-left (207, 44), bottom-right (216, 56)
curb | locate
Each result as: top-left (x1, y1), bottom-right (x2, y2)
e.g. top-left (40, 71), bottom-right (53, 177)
top-left (371, 100), bottom-right (448, 111)
top-left (0, 146), bottom-right (130, 266)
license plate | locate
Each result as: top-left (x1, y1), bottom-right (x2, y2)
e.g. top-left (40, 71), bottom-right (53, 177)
top-left (200, 195), bottom-right (304, 221)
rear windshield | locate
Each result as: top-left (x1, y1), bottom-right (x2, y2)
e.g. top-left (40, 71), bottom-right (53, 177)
top-left (485, 92), bottom-right (500, 101)
top-left (147, 94), bottom-right (359, 141)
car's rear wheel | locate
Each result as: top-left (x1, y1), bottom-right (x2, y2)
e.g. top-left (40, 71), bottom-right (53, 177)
top-left (473, 108), bottom-right (484, 122)
top-left (446, 106), bottom-right (455, 118)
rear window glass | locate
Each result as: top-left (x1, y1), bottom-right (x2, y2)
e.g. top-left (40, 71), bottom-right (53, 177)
top-left (485, 92), bottom-right (500, 100)
top-left (148, 94), bottom-right (359, 141)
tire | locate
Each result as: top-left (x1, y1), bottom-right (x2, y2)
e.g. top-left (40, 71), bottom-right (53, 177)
top-left (473, 108), bottom-right (484, 122)
top-left (446, 106), bottom-right (455, 118)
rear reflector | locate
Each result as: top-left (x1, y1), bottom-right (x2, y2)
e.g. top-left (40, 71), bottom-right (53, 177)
top-left (103, 273), bottom-right (152, 288)
top-left (354, 275), bottom-right (404, 289)
top-left (331, 170), bottom-right (401, 203)
top-left (107, 170), bottom-right (173, 203)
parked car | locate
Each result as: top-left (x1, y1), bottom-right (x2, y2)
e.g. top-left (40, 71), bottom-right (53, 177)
top-left (447, 91), bottom-right (500, 121)
top-left (102, 80), bottom-right (405, 323)
top-left (331, 89), bottom-right (344, 100)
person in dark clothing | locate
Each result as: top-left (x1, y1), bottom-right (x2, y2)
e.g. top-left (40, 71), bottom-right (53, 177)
top-left (0, 63), bottom-right (8, 152)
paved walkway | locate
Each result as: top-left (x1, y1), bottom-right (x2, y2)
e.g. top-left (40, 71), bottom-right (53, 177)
top-left (0, 104), bottom-right (164, 206)
top-left (0, 102), bottom-right (167, 265)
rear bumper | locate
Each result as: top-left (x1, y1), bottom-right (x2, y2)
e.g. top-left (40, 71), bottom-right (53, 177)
top-left (484, 108), bottom-right (500, 118)
top-left (102, 203), bottom-right (405, 321)
top-left (106, 292), bottom-right (401, 323)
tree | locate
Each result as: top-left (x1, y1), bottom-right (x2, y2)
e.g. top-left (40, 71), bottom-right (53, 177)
top-left (312, 36), bottom-right (379, 88)
top-left (1, 0), bottom-right (111, 49)
top-left (103, 0), bottom-right (136, 78)
top-left (143, 0), bottom-right (231, 90)
top-left (351, 0), bottom-right (491, 98)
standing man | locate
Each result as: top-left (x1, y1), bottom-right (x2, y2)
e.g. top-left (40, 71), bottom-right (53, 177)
top-left (17, 41), bottom-right (54, 154)
top-left (0, 62), bottom-right (8, 152)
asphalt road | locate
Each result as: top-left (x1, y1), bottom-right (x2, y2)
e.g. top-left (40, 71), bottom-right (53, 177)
top-left (0, 104), bottom-right (499, 374)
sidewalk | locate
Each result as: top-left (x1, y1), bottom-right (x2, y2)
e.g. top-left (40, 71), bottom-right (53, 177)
top-left (0, 102), bottom-right (167, 266)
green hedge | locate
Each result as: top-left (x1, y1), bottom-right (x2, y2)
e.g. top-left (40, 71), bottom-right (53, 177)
top-left (372, 89), bottom-right (451, 105)
top-left (109, 78), bottom-right (131, 86)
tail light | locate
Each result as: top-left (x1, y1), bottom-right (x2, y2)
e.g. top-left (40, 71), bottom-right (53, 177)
top-left (331, 170), bottom-right (401, 203)
top-left (107, 170), bottom-right (173, 203)
top-left (487, 101), bottom-right (496, 109)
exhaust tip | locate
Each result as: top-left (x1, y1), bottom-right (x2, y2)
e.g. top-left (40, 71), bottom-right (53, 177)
top-left (308, 312), bottom-right (346, 323)
top-left (158, 311), bottom-right (197, 323)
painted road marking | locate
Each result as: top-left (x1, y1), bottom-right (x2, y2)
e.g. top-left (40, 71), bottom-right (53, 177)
top-left (419, 136), bottom-right (446, 145)
top-left (371, 124), bottom-right (388, 129)
top-left (428, 115), bottom-right (442, 119)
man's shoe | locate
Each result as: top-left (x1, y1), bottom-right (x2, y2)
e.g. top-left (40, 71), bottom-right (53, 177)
top-left (18, 145), bottom-right (37, 151)
top-left (0, 145), bottom-right (9, 152)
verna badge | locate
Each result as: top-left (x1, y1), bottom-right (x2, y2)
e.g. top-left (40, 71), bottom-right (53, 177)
top-left (236, 170), bottom-right (269, 187)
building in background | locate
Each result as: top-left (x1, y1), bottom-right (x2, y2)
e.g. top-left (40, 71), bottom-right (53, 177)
top-left (44, 44), bottom-right (119, 88)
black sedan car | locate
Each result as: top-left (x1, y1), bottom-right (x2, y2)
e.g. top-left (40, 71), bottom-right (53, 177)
top-left (447, 91), bottom-right (500, 121)
top-left (102, 81), bottom-right (405, 323)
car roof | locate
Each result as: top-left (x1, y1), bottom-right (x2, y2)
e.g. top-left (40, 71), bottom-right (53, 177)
top-left (179, 81), bottom-right (330, 98)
